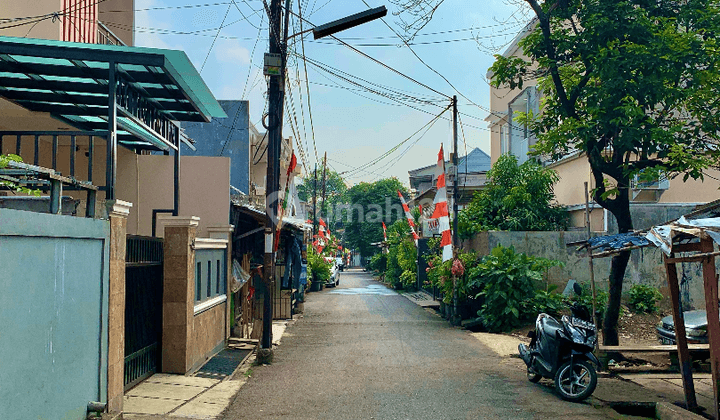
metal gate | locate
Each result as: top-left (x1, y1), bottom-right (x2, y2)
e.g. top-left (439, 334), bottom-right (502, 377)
top-left (124, 235), bottom-right (163, 390)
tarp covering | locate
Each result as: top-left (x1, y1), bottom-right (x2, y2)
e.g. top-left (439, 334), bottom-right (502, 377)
top-left (587, 232), bottom-right (651, 252)
top-left (645, 216), bottom-right (720, 255)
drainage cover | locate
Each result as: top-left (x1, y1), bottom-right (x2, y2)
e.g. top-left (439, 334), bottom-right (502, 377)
top-left (194, 348), bottom-right (252, 379)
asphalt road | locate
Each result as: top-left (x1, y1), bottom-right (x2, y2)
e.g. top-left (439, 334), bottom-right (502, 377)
top-left (221, 269), bottom-right (613, 420)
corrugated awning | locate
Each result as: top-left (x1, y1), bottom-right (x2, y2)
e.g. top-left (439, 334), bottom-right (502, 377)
top-left (0, 35), bottom-right (226, 151)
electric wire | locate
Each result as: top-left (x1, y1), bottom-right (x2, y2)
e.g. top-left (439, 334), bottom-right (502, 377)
top-left (297, 0), bottom-right (319, 164)
top-left (241, 13), bottom-right (266, 99)
top-left (282, 6), bottom-right (450, 100)
top-left (200, 2), bottom-right (233, 73)
top-left (338, 105), bottom-right (450, 178)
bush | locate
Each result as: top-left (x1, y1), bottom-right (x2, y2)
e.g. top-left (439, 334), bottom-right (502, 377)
top-left (424, 238), bottom-right (477, 303)
top-left (531, 286), bottom-right (566, 318)
top-left (307, 247), bottom-right (331, 283)
top-left (467, 245), bottom-right (562, 332)
top-left (368, 253), bottom-right (387, 274)
top-left (628, 284), bottom-right (663, 314)
top-left (568, 283), bottom-right (609, 320)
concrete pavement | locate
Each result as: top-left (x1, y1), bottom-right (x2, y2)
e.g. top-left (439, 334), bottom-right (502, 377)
top-left (221, 269), bottom-right (617, 419)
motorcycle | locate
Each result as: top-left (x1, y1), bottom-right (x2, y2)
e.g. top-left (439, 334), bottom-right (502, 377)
top-left (518, 283), bottom-right (600, 402)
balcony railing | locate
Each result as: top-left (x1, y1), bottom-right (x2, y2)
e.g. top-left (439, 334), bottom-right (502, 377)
top-left (97, 21), bottom-right (126, 46)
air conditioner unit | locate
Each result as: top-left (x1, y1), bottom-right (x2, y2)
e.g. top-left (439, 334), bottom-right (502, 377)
top-left (630, 172), bottom-right (669, 201)
top-left (630, 174), bottom-right (669, 190)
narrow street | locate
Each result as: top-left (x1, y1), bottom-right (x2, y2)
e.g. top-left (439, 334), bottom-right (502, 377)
top-left (222, 269), bottom-right (612, 420)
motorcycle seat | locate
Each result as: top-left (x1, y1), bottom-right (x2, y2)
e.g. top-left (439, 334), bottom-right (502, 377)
top-left (539, 316), bottom-right (563, 337)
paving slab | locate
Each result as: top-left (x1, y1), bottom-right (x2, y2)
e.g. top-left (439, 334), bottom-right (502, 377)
top-left (194, 381), bottom-right (245, 405)
top-left (171, 401), bottom-right (226, 418)
top-left (126, 382), bottom-right (206, 401)
top-left (271, 321), bottom-right (287, 346)
top-left (470, 332), bottom-right (522, 358)
top-left (147, 373), bottom-right (220, 388)
top-left (124, 396), bottom-right (182, 415)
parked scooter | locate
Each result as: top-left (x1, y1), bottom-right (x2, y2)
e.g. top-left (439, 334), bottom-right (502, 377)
top-left (518, 283), bottom-right (600, 401)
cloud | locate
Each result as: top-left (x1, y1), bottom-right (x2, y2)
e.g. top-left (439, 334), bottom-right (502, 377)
top-left (133, 0), bottom-right (173, 50)
top-left (215, 39), bottom-right (251, 65)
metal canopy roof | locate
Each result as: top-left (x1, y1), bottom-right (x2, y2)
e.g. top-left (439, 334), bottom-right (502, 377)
top-left (0, 35), bottom-right (226, 151)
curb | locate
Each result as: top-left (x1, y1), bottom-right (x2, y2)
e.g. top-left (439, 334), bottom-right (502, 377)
top-left (655, 402), bottom-right (707, 420)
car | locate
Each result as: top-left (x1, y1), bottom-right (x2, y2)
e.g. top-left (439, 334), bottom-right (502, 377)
top-left (336, 256), bottom-right (345, 272)
top-left (324, 257), bottom-right (340, 287)
top-left (656, 309), bottom-right (718, 345)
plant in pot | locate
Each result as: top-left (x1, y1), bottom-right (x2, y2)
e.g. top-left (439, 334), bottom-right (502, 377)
top-left (307, 247), bottom-right (331, 292)
top-left (424, 238), bottom-right (477, 320)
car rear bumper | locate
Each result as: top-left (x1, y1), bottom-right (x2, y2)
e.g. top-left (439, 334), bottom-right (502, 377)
top-left (656, 326), bottom-right (709, 345)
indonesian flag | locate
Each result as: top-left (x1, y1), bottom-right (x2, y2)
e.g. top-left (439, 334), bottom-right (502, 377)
top-left (431, 144), bottom-right (453, 262)
top-left (382, 221), bottom-right (387, 241)
top-left (275, 153), bottom-right (298, 251)
top-left (397, 190), bottom-right (420, 242)
top-left (318, 218), bottom-right (328, 240)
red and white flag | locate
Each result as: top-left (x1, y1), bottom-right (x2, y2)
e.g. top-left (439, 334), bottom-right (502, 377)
top-left (431, 144), bottom-right (453, 262)
top-left (397, 190), bottom-right (420, 242)
top-left (382, 221), bottom-right (387, 242)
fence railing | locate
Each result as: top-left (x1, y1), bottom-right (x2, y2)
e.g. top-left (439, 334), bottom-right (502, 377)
top-left (97, 21), bottom-right (126, 46)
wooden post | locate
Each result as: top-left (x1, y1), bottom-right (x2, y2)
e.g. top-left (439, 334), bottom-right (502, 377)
top-left (584, 182), bottom-right (598, 333)
top-left (700, 237), bottom-right (720, 419)
top-left (664, 252), bottom-right (698, 411)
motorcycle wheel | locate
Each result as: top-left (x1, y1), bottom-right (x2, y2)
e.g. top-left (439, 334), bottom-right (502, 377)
top-left (527, 367), bottom-right (542, 383)
top-left (554, 360), bottom-right (597, 402)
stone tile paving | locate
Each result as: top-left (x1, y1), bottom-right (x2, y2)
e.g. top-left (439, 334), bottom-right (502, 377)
top-left (620, 373), bottom-right (714, 413)
top-left (123, 320), bottom-right (291, 419)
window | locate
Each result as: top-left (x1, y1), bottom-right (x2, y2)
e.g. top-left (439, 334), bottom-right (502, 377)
top-left (196, 262), bottom-right (201, 302)
top-left (216, 260), bottom-right (222, 295)
top-left (195, 249), bottom-right (227, 304)
top-left (500, 124), bottom-right (509, 155)
top-left (508, 86), bottom-right (539, 164)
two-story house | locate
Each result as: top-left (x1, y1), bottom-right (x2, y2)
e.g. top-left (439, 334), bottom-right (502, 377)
top-left (485, 20), bottom-right (720, 233)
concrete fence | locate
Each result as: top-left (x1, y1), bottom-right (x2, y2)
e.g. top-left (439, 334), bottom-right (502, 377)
top-left (0, 208), bottom-right (110, 420)
top-left (460, 230), bottom-right (709, 310)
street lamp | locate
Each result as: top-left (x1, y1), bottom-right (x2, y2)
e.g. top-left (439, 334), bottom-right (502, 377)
top-left (258, 4), bottom-right (387, 361)
top-left (312, 7), bottom-right (387, 39)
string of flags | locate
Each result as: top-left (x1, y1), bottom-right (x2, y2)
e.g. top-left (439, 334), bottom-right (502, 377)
top-left (397, 190), bottom-right (420, 243)
top-left (431, 144), bottom-right (453, 262)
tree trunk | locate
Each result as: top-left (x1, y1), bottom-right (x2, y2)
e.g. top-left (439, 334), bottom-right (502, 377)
top-left (603, 249), bottom-right (630, 345)
top-left (602, 193), bottom-right (633, 346)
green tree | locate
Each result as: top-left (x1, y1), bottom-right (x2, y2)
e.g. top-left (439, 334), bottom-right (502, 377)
top-left (343, 177), bottom-right (408, 258)
top-left (458, 154), bottom-right (568, 237)
top-left (297, 168), bottom-right (347, 228)
top-left (384, 219), bottom-right (418, 289)
top-left (0, 154), bottom-right (39, 195)
top-left (490, 0), bottom-right (720, 345)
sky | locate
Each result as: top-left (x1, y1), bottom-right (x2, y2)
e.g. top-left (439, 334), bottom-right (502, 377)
top-left (131, 0), bottom-right (531, 186)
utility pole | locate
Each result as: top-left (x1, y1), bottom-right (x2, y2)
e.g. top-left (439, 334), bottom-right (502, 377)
top-left (451, 95), bottom-right (460, 326)
top-left (260, 0), bottom-right (283, 361)
top-left (321, 151), bottom-right (328, 219)
top-left (452, 95), bottom-right (459, 247)
top-left (312, 164), bottom-right (317, 238)
top-left (259, 3), bottom-right (386, 363)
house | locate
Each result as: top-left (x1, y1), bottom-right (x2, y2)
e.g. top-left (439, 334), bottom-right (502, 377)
top-left (181, 100), bottom-right (251, 194)
top-left (0, 2), bottom-right (246, 417)
top-left (180, 98), bottom-right (307, 330)
top-left (485, 20), bottom-right (720, 233)
top-left (407, 147), bottom-right (491, 237)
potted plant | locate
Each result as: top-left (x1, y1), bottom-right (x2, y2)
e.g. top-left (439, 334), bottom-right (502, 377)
top-left (307, 247), bottom-right (331, 292)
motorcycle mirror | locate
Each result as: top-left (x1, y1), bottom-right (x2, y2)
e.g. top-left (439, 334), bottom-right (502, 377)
top-left (573, 282), bottom-right (583, 296)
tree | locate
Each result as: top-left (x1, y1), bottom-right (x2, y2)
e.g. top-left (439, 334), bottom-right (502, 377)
top-left (458, 154), bottom-right (568, 237)
top-left (384, 219), bottom-right (418, 289)
top-left (489, 0), bottom-right (720, 345)
top-left (0, 154), bottom-right (39, 196)
top-left (297, 168), bottom-right (347, 228)
top-left (343, 177), bottom-right (408, 258)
